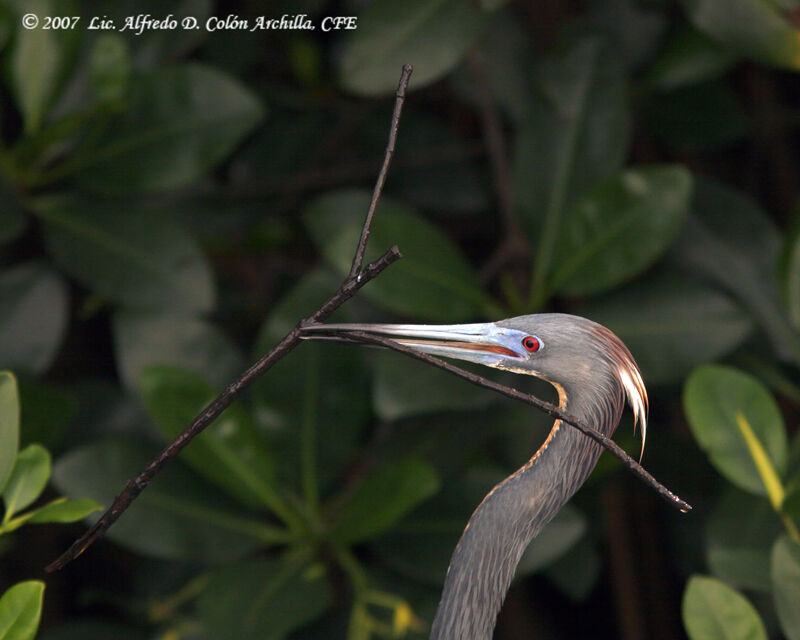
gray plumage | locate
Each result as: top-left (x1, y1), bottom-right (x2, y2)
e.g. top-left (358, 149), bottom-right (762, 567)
top-left (303, 314), bottom-right (648, 640)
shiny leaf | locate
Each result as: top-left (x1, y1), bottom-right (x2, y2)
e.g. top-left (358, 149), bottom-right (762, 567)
top-left (772, 535), bottom-right (800, 640)
top-left (339, 0), bottom-right (485, 95)
top-left (371, 469), bottom-right (502, 585)
top-left (671, 170), bottom-right (800, 363)
top-left (73, 63), bottom-right (264, 194)
top-left (551, 165), bottom-right (692, 295)
top-left (25, 497), bottom-right (101, 524)
top-left (682, 575), bottom-right (767, 640)
top-left (0, 263), bottom-right (68, 376)
top-left (646, 26), bottom-right (735, 90)
top-left (38, 202), bottom-right (215, 312)
top-left (303, 190), bottom-right (491, 320)
top-left (516, 505), bottom-right (587, 575)
top-left (0, 373), bottom-right (20, 495)
top-left (706, 490), bottom-right (781, 591)
top-left (583, 271), bottom-right (753, 384)
top-left (139, 365), bottom-right (276, 511)
top-left (684, 365), bottom-right (788, 496)
top-left (251, 269), bottom-right (369, 496)
top-left (9, 0), bottom-right (62, 132)
top-left (372, 351), bottom-right (499, 420)
top-left (89, 34), bottom-right (130, 103)
top-left (2, 444), bottom-right (50, 519)
top-left (113, 309), bottom-right (243, 391)
top-left (0, 581), bottom-right (44, 640)
top-left (784, 482), bottom-right (800, 518)
top-left (53, 439), bottom-right (261, 562)
top-left (682, 0), bottom-right (800, 70)
top-left (513, 37), bottom-right (630, 302)
top-left (331, 456), bottom-right (440, 544)
top-left (198, 556), bottom-right (330, 640)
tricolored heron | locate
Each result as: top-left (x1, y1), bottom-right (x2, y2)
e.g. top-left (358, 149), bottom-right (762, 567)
top-left (305, 313), bottom-right (647, 640)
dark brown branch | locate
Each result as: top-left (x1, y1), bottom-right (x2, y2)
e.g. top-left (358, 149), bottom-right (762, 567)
top-left (469, 52), bottom-right (528, 285)
top-left (349, 64), bottom-right (412, 279)
top-left (305, 328), bottom-right (692, 514)
top-left (45, 66), bottom-right (414, 573)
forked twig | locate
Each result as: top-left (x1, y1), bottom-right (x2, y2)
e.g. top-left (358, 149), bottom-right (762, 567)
top-left (301, 329), bottom-right (693, 514)
top-left (47, 61), bottom-right (690, 573)
top-left (46, 65), bottom-right (415, 573)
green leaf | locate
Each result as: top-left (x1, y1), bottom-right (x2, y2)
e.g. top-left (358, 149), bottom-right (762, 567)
top-left (706, 489), bottom-right (781, 591)
top-left (588, 0), bottom-right (670, 69)
top-left (2, 444), bottom-right (50, 520)
top-left (735, 411), bottom-right (786, 511)
top-left (372, 351), bottom-right (499, 420)
top-left (71, 63), bottom-right (264, 194)
top-left (89, 34), bottom-right (131, 103)
top-left (9, 0), bottom-right (62, 132)
top-left (0, 373), bottom-right (20, 495)
top-left (684, 365), bottom-right (788, 496)
top-left (550, 165), bottom-right (692, 295)
top-left (139, 365), bottom-right (276, 511)
top-left (682, 0), bottom-right (800, 70)
top-left (369, 468), bottom-right (499, 583)
top-left (128, 0), bottom-right (213, 68)
top-left (513, 37), bottom-right (630, 304)
top-left (38, 201), bottom-right (215, 312)
top-left (682, 575), bottom-right (767, 640)
top-left (544, 536), bottom-right (601, 601)
top-left (515, 504), bottom-right (587, 576)
top-left (772, 535), bottom-right (800, 640)
top-left (582, 271), bottom-right (753, 384)
top-left (450, 11), bottom-right (535, 124)
top-left (303, 190), bottom-right (492, 320)
top-left (0, 581), bottom-right (44, 640)
top-left (646, 25), bottom-right (736, 90)
top-left (52, 439), bottom-right (262, 562)
top-left (251, 269), bottom-right (370, 497)
top-left (113, 310), bottom-right (243, 391)
top-left (372, 113), bottom-right (489, 215)
top-left (671, 178), bottom-right (800, 361)
top-left (338, 0), bottom-right (485, 96)
top-left (198, 555), bottom-right (330, 640)
top-left (784, 482), bottom-right (800, 518)
top-left (331, 456), bottom-right (440, 544)
top-left (25, 497), bottom-right (101, 524)
top-left (0, 263), bottom-right (68, 376)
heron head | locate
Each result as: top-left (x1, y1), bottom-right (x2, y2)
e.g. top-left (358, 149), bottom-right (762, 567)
top-left (303, 313), bottom-right (648, 450)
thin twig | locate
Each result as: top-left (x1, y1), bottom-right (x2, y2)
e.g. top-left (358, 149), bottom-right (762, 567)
top-left (469, 51), bottom-right (529, 285)
top-left (45, 66), bottom-right (414, 573)
top-left (349, 64), bottom-right (412, 278)
top-left (304, 328), bottom-right (692, 514)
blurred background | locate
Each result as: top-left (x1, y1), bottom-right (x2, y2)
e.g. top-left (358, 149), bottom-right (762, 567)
top-left (0, 1), bottom-right (799, 639)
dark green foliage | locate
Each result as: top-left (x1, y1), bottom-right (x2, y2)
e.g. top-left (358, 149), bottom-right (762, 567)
top-left (1, 1), bottom-right (800, 639)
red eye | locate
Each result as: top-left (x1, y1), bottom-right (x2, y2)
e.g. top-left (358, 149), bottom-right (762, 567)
top-left (522, 336), bottom-right (540, 352)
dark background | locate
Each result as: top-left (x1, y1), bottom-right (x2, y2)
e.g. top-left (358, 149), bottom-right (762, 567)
top-left (0, 1), bottom-right (799, 639)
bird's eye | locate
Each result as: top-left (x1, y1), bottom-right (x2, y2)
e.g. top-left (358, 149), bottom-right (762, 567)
top-left (522, 336), bottom-right (540, 352)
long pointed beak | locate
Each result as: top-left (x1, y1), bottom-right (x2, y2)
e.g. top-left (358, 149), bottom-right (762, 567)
top-left (301, 322), bottom-right (531, 368)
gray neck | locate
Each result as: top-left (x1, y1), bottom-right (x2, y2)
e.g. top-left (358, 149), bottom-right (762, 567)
top-left (429, 382), bottom-right (623, 640)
